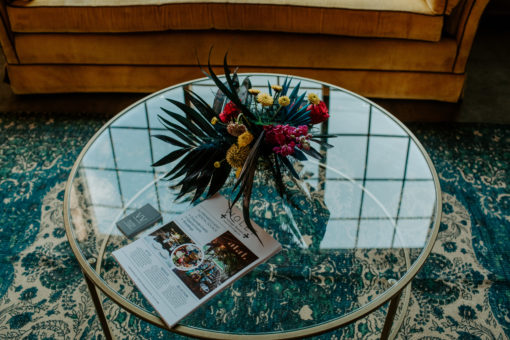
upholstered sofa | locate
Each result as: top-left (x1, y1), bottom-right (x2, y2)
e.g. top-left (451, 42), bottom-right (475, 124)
top-left (0, 0), bottom-right (489, 101)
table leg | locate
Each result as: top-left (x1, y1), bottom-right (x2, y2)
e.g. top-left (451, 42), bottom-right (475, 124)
top-left (83, 271), bottom-right (114, 340)
top-left (380, 289), bottom-right (403, 340)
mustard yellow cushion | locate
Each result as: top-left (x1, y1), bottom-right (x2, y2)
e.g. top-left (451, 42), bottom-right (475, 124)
top-left (14, 31), bottom-right (458, 72)
top-left (7, 0), bottom-right (448, 41)
top-left (10, 0), bottom-right (460, 14)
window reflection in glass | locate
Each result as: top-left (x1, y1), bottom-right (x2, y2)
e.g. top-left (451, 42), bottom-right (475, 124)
top-left (72, 76), bottom-right (436, 251)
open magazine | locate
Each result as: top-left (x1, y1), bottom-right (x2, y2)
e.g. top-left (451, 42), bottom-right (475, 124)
top-left (113, 195), bottom-right (282, 328)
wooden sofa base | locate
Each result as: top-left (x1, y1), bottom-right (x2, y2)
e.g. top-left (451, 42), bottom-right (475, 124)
top-left (7, 65), bottom-right (465, 102)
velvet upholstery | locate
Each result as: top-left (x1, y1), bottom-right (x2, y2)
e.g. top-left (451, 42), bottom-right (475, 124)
top-left (7, 65), bottom-right (466, 102)
top-left (14, 32), bottom-right (458, 72)
top-left (9, 0), bottom-right (457, 14)
top-left (7, 2), bottom-right (444, 41)
top-left (0, 0), bottom-right (490, 101)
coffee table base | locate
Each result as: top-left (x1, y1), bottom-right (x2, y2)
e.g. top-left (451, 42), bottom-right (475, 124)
top-left (83, 271), bottom-right (411, 340)
top-left (83, 271), bottom-right (114, 340)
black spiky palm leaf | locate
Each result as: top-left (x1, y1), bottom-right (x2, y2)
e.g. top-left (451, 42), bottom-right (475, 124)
top-left (153, 54), bottom-right (335, 243)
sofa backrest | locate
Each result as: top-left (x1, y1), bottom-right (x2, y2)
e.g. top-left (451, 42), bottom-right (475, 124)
top-left (5, 0), bottom-right (464, 42)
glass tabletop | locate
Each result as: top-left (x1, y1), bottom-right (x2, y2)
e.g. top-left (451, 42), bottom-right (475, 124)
top-left (64, 74), bottom-right (441, 338)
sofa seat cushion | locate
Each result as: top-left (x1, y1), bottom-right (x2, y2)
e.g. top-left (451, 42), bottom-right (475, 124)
top-left (13, 31), bottom-right (458, 73)
top-left (6, 0), bottom-right (456, 41)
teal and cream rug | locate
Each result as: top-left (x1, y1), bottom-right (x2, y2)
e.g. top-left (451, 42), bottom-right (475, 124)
top-left (0, 112), bottom-right (508, 339)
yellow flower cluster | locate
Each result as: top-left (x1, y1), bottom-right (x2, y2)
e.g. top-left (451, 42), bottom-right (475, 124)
top-left (226, 144), bottom-right (250, 169)
top-left (278, 96), bottom-right (290, 107)
top-left (257, 93), bottom-right (274, 106)
top-left (271, 85), bottom-right (283, 92)
top-left (211, 117), bottom-right (218, 125)
top-left (308, 93), bottom-right (320, 105)
top-left (248, 89), bottom-right (260, 95)
top-left (238, 131), bottom-right (254, 147)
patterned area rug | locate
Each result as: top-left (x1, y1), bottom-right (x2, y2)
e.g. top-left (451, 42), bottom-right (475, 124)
top-left (0, 112), bottom-right (508, 340)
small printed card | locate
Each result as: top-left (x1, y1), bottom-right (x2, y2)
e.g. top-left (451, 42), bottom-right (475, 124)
top-left (113, 195), bottom-right (282, 327)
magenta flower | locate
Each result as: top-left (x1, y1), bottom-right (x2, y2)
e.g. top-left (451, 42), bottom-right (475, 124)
top-left (264, 124), bottom-right (311, 156)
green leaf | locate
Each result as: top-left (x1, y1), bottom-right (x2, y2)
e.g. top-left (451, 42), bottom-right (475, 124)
top-left (191, 171), bottom-right (212, 202)
top-left (185, 89), bottom-right (216, 121)
top-left (219, 55), bottom-right (256, 121)
top-left (242, 172), bottom-right (263, 245)
top-left (302, 146), bottom-right (323, 160)
top-left (285, 92), bottom-right (307, 120)
top-left (167, 98), bottom-right (219, 137)
top-left (281, 77), bottom-right (292, 96)
top-left (152, 134), bottom-right (189, 149)
top-left (279, 155), bottom-right (300, 179)
top-left (176, 172), bottom-right (201, 199)
top-left (312, 134), bottom-right (339, 138)
top-left (152, 148), bottom-right (190, 167)
top-left (207, 161), bottom-right (231, 198)
top-left (267, 153), bottom-right (286, 199)
top-left (223, 53), bottom-right (237, 94)
top-left (166, 149), bottom-right (203, 179)
top-left (310, 138), bottom-right (334, 148)
top-left (291, 148), bottom-right (308, 161)
top-left (161, 107), bottom-right (207, 139)
top-left (289, 82), bottom-right (301, 100)
top-left (158, 115), bottom-right (202, 144)
top-left (164, 126), bottom-right (198, 147)
top-left (183, 148), bottom-right (221, 181)
top-left (289, 115), bottom-right (311, 126)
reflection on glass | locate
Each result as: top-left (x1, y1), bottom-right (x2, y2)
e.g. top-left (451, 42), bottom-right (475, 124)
top-left (394, 219), bottom-right (432, 248)
top-left (399, 181), bottom-right (436, 218)
top-left (358, 219), bottom-right (395, 248)
top-left (370, 106), bottom-right (407, 136)
top-left (366, 136), bottom-right (408, 179)
top-left (72, 76), bottom-right (437, 253)
top-left (325, 136), bottom-right (367, 179)
top-left (111, 103), bottom-right (147, 128)
top-left (81, 168), bottom-right (123, 206)
top-left (328, 90), bottom-right (370, 134)
top-left (362, 181), bottom-right (402, 218)
top-left (146, 90), bottom-right (184, 129)
top-left (324, 181), bottom-right (363, 219)
top-left (110, 128), bottom-right (153, 171)
top-left (406, 142), bottom-right (434, 179)
top-left (81, 132), bottom-right (116, 169)
top-left (320, 220), bottom-right (358, 249)
top-left (68, 75), bottom-right (439, 334)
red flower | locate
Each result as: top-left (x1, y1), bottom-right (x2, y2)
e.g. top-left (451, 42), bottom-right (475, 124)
top-left (308, 101), bottom-right (329, 124)
top-left (219, 101), bottom-right (240, 123)
top-left (264, 124), bottom-right (310, 156)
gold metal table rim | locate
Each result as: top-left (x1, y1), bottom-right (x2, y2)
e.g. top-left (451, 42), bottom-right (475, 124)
top-left (63, 73), bottom-right (442, 339)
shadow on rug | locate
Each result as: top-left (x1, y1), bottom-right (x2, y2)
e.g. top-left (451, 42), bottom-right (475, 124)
top-left (0, 113), bottom-right (508, 339)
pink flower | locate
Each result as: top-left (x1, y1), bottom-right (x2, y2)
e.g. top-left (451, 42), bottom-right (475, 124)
top-left (264, 124), bottom-right (311, 156)
top-left (219, 101), bottom-right (240, 123)
top-left (308, 101), bottom-right (329, 124)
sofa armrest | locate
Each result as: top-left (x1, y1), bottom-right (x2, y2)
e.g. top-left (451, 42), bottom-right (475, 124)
top-left (446, 0), bottom-right (490, 73)
top-left (0, 0), bottom-right (18, 64)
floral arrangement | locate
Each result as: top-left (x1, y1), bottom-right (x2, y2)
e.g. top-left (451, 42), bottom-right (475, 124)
top-left (153, 57), bottom-right (332, 242)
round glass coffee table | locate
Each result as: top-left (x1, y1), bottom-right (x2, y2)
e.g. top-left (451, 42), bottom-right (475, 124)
top-left (64, 74), bottom-right (441, 339)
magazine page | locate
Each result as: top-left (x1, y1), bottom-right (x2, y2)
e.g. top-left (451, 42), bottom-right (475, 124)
top-left (112, 195), bottom-right (282, 328)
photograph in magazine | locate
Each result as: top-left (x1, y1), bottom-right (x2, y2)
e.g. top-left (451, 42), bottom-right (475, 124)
top-left (172, 231), bottom-right (258, 299)
top-left (149, 221), bottom-right (194, 255)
